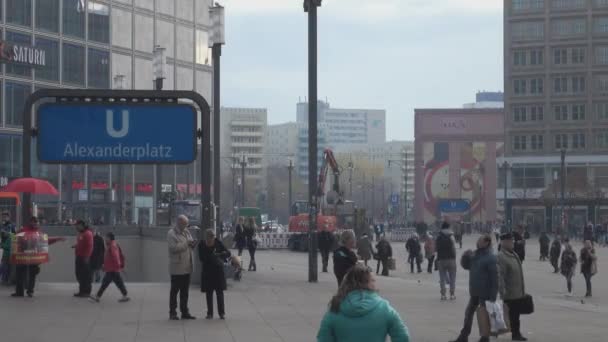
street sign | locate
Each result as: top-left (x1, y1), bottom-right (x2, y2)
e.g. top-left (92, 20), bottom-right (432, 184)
top-left (37, 103), bottom-right (196, 164)
top-left (438, 199), bottom-right (470, 213)
top-left (390, 194), bottom-right (400, 205)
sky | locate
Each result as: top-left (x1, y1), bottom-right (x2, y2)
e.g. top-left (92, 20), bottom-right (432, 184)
top-left (220, 0), bottom-right (504, 141)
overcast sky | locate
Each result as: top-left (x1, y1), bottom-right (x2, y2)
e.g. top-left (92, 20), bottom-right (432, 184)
top-left (221, 0), bottom-right (504, 140)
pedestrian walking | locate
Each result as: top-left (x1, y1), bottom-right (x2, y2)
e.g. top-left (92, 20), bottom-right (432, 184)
top-left (356, 233), bottom-right (373, 267)
top-left (375, 236), bottom-right (392, 277)
top-left (449, 235), bottom-right (498, 342)
top-left (89, 233), bottom-right (129, 303)
top-left (12, 216), bottom-right (65, 297)
top-left (580, 240), bottom-right (597, 297)
top-left (244, 217), bottom-right (258, 271)
top-left (583, 224), bottom-right (594, 244)
top-left (319, 230), bottom-right (336, 272)
top-left (234, 217), bottom-right (246, 256)
top-left (198, 229), bottom-right (231, 320)
top-left (454, 223), bottom-right (464, 249)
top-left (73, 220), bottom-right (94, 297)
top-left (436, 222), bottom-right (457, 300)
top-left (539, 231), bottom-right (550, 261)
top-left (316, 264), bottom-right (410, 342)
top-left (0, 230), bottom-right (13, 284)
top-left (167, 215), bottom-right (197, 320)
top-left (513, 226), bottom-right (526, 262)
top-left (424, 232), bottom-right (436, 274)
top-left (1, 211), bottom-right (16, 234)
top-left (90, 230), bottom-right (105, 283)
top-left (498, 233), bottom-right (528, 341)
top-left (333, 230), bottom-right (358, 286)
top-left (405, 234), bottom-right (422, 273)
top-left (549, 236), bottom-right (562, 273)
top-left (560, 239), bottom-right (577, 296)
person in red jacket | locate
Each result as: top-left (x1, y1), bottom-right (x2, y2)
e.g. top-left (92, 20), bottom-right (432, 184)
top-left (11, 216), bottom-right (65, 297)
top-left (90, 232), bottom-right (129, 303)
top-left (73, 220), bottom-right (94, 297)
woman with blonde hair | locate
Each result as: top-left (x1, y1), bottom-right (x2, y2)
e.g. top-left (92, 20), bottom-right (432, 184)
top-left (317, 264), bottom-right (410, 342)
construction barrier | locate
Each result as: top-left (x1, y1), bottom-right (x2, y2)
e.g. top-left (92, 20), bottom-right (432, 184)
top-left (257, 232), bottom-right (294, 249)
top-left (387, 228), bottom-right (417, 242)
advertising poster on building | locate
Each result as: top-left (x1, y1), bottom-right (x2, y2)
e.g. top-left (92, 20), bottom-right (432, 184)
top-left (460, 142), bottom-right (486, 220)
top-left (423, 142), bottom-right (450, 222)
top-left (10, 231), bottom-right (50, 265)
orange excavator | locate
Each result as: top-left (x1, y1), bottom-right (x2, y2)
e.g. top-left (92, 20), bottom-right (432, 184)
top-left (288, 148), bottom-right (349, 233)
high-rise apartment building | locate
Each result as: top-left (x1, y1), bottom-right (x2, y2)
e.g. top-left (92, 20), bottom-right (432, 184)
top-left (504, 0), bottom-right (608, 231)
top-left (266, 122), bottom-right (298, 167)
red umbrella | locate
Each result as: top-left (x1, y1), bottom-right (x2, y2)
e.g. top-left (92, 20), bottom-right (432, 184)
top-left (1, 177), bottom-right (59, 195)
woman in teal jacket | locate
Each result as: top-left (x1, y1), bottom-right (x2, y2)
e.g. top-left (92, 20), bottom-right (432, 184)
top-left (317, 264), bottom-right (410, 342)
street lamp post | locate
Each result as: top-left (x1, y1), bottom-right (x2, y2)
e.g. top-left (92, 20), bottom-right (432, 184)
top-left (501, 161), bottom-right (509, 229)
top-left (288, 159), bottom-right (294, 219)
top-left (560, 149), bottom-right (566, 233)
top-left (152, 46), bottom-right (166, 226)
top-left (240, 154), bottom-right (247, 207)
top-left (304, 0), bottom-right (322, 283)
top-left (210, 4), bottom-right (225, 235)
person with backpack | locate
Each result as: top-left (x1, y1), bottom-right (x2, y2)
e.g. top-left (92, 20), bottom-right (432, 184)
top-left (89, 233), bottom-right (129, 303)
top-left (436, 222), bottom-right (457, 300)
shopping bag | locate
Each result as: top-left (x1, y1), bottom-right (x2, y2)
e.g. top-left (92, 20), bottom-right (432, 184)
top-left (476, 305), bottom-right (491, 338)
top-left (486, 300), bottom-right (509, 336)
top-left (388, 258), bottom-right (396, 270)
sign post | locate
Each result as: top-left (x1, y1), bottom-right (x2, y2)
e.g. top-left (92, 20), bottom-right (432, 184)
top-left (21, 89), bottom-right (211, 230)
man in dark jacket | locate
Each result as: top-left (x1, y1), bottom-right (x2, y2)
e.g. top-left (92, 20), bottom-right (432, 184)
top-left (375, 236), bottom-right (392, 276)
top-left (450, 234), bottom-right (498, 342)
top-left (513, 226), bottom-right (526, 262)
top-left (90, 231), bottom-right (105, 283)
top-left (198, 228), bottom-right (231, 319)
top-left (333, 230), bottom-right (358, 286)
top-left (405, 234), bottom-right (422, 273)
top-left (436, 222), bottom-right (457, 300)
top-left (549, 236), bottom-right (562, 273)
top-left (539, 231), bottom-right (550, 261)
top-left (318, 230), bottom-right (336, 273)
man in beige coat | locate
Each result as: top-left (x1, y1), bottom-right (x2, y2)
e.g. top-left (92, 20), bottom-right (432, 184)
top-left (167, 215), bottom-right (197, 320)
top-left (498, 233), bottom-right (527, 341)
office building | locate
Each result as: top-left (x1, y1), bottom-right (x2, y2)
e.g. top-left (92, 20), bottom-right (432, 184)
top-left (0, 0), bottom-right (214, 225)
top-left (463, 91), bottom-right (504, 108)
top-left (266, 122), bottom-right (298, 167)
top-left (504, 0), bottom-right (608, 231)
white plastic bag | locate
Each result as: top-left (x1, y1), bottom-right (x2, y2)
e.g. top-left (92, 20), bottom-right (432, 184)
top-left (485, 300), bottom-right (507, 334)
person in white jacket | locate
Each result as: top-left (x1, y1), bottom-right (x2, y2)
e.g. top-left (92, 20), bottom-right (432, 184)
top-left (167, 215), bottom-right (197, 320)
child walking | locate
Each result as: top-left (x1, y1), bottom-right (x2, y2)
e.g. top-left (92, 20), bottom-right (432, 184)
top-left (90, 233), bottom-right (130, 303)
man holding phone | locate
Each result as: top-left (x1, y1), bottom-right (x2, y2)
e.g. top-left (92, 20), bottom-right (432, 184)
top-left (167, 215), bottom-right (197, 320)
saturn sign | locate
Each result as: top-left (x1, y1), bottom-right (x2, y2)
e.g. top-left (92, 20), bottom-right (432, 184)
top-left (0, 40), bottom-right (46, 67)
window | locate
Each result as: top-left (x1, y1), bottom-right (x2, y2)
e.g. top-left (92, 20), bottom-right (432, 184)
top-left (596, 0), bottom-right (608, 8)
top-left (572, 104), bottom-right (586, 120)
top-left (63, 0), bottom-right (86, 38)
top-left (36, 0), bottom-right (60, 33)
top-left (530, 105), bottom-right (544, 121)
top-left (514, 79), bottom-right (527, 95)
top-left (513, 0), bottom-right (545, 11)
top-left (63, 43), bottom-right (85, 86)
top-left (595, 46), bottom-right (608, 64)
top-left (531, 49), bottom-right (544, 65)
top-left (572, 76), bottom-right (586, 93)
top-left (530, 78), bottom-right (543, 94)
top-left (6, 31), bottom-right (32, 78)
top-left (595, 131), bottom-right (608, 148)
top-left (5, 82), bottom-right (31, 127)
top-left (594, 17), bottom-right (608, 34)
top-left (552, 0), bottom-right (585, 9)
top-left (552, 19), bottom-right (586, 37)
top-left (554, 77), bottom-right (567, 93)
top-left (596, 103), bottom-right (608, 119)
top-left (514, 51), bottom-right (527, 66)
top-left (88, 2), bottom-right (110, 44)
top-left (87, 49), bottom-right (109, 88)
top-left (35, 38), bottom-right (59, 82)
top-left (554, 105), bottom-right (568, 120)
top-left (0, 134), bottom-right (22, 177)
top-left (514, 106), bottom-right (527, 122)
top-left (555, 134), bottom-right (568, 149)
top-left (531, 135), bottom-right (544, 150)
top-left (554, 48), bottom-right (568, 64)
top-left (6, 0), bottom-right (32, 27)
top-left (572, 132), bottom-right (586, 149)
top-left (512, 22), bottom-right (545, 41)
top-left (514, 136), bottom-right (528, 151)
top-left (572, 47), bottom-right (585, 64)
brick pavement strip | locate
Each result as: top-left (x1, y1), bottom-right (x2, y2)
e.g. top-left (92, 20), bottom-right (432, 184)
top-left (1, 236), bottom-right (607, 342)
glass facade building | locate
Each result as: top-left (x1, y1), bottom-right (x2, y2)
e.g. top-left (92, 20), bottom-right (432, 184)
top-left (0, 0), bottom-right (214, 225)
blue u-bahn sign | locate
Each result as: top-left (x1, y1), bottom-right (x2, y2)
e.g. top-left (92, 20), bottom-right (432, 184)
top-left (37, 103), bottom-right (197, 164)
top-left (438, 199), bottom-right (470, 213)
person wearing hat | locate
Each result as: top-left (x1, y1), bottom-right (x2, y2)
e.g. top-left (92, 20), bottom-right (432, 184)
top-left (498, 233), bottom-right (528, 341)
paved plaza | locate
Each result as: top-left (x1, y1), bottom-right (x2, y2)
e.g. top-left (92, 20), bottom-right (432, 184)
top-left (1, 236), bottom-right (607, 342)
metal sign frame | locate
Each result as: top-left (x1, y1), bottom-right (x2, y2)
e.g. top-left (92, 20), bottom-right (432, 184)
top-left (21, 89), bottom-right (211, 231)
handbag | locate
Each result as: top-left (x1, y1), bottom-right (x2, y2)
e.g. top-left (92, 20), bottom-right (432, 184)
top-left (485, 300), bottom-right (509, 336)
top-left (515, 294), bottom-right (535, 315)
top-left (388, 257), bottom-right (396, 270)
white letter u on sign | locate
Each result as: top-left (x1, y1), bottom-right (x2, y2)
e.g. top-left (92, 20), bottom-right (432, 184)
top-left (106, 110), bottom-right (129, 138)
